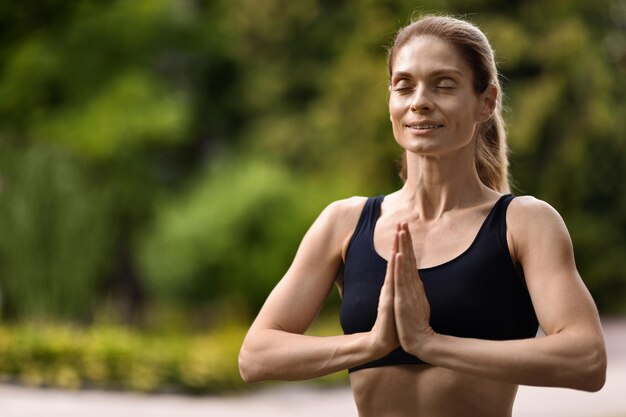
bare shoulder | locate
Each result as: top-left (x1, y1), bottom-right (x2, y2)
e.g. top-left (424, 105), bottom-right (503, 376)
top-left (507, 195), bottom-right (573, 262)
top-left (321, 196), bottom-right (368, 228)
top-left (313, 196), bottom-right (368, 261)
top-left (305, 197), bottom-right (367, 255)
top-left (507, 195), bottom-right (568, 231)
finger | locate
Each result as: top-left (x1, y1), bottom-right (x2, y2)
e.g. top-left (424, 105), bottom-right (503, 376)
top-left (383, 245), bottom-right (395, 293)
top-left (388, 253), bottom-right (395, 297)
top-left (401, 223), bottom-right (418, 266)
top-left (393, 252), bottom-right (401, 291)
top-left (393, 225), bottom-right (400, 254)
top-left (396, 233), bottom-right (405, 279)
top-left (395, 252), bottom-right (414, 313)
top-left (401, 227), bottom-right (424, 285)
top-left (394, 252), bottom-right (407, 291)
top-left (398, 229), bottom-right (410, 262)
top-left (401, 241), bottom-right (413, 283)
top-left (398, 232), bottom-right (421, 294)
top-left (403, 231), bottom-right (418, 280)
top-left (378, 264), bottom-right (395, 324)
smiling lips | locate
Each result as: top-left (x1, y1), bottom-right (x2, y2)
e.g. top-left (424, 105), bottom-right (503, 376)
top-left (405, 122), bottom-right (444, 131)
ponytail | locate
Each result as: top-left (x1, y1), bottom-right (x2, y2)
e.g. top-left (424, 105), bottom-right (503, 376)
top-left (474, 98), bottom-right (510, 193)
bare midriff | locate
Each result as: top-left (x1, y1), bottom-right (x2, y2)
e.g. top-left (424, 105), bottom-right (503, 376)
top-left (349, 365), bottom-right (518, 417)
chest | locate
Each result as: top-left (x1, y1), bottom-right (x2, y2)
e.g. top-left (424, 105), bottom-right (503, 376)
top-left (372, 208), bottom-right (496, 269)
top-left (340, 208), bottom-right (537, 341)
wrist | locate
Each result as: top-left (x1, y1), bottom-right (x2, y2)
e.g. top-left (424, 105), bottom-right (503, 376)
top-left (363, 331), bottom-right (395, 360)
top-left (407, 329), bottom-right (439, 361)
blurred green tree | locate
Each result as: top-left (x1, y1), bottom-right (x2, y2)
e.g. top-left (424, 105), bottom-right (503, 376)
top-left (0, 143), bottom-right (112, 320)
top-left (0, 0), bottom-right (624, 323)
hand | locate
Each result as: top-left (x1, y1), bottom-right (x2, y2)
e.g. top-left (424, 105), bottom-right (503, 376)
top-left (368, 231), bottom-right (400, 358)
top-left (393, 222), bottom-right (435, 356)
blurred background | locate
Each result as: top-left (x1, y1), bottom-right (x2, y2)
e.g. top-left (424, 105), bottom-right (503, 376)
top-left (0, 0), bottom-right (624, 395)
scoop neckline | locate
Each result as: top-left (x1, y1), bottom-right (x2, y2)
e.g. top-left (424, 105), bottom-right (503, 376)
top-left (369, 194), bottom-right (510, 272)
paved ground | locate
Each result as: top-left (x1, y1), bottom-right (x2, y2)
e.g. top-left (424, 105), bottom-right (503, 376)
top-left (1, 318), bottom-right (625, 417)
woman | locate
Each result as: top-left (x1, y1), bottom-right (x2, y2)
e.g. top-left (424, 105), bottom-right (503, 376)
top-left (238, 15), bottom-right (606, 417)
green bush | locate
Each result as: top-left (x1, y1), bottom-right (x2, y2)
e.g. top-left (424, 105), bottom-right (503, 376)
top-left (0, 143), bottom-right (113, 321)
top-left (0, 316), bottom-right (347, 393)
top-left (137, 155), bottom-right (333, 311)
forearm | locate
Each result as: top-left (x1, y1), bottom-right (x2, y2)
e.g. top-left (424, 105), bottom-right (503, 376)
top-left (417, 331), bottom-right (606, 391)
top-left (239, 329), bottom-right (377, 382)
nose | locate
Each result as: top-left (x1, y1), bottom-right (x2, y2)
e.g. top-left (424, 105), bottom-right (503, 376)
top-left (409, 85), bottom-right (433, 113)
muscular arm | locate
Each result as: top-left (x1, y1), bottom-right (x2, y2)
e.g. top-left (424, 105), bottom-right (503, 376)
top-left (402, 197), bottom-right (607, 391)
top-left (238, 197), bottom-right (398, 382)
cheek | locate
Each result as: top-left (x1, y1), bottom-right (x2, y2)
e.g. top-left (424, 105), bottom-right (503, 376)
top-left (443, 100), bottom-right (478, 127)
top-left (389, 100), bottom-right (405, 142)
top-left (389, 96), bottom-right (406, 122)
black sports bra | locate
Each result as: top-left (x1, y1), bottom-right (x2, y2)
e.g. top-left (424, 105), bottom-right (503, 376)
top-left (340, 194), bottom-right (538, 372)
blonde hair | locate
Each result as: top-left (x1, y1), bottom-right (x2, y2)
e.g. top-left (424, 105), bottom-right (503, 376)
top-left (388, 15), bottom-right (510, 193)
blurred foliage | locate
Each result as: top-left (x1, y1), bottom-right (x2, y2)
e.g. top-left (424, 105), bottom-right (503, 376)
top-left (0, 143), bottom-right (113, 320)
top-left (0, 322), bottom-right (245, 392)
top-left (140, 156), bottom-right (313, 309)
top-left (0, 0), bottom-right (625, 334)
top-left (0, 316), bottom-right (346, 393)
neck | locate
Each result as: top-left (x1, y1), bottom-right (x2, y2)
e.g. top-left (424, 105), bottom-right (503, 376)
top-left (400, 143), bottom-right (492, 220)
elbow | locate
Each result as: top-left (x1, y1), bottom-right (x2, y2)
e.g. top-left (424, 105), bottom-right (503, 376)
top-left (578, 366), bottom-right (606, 393)
top-left (582, 349), bottom-right (607, 392)
top-left (238, 342), bottom-right (267, 384)
top-left (573, 343), bottom-right (607, 392)
top-left (238, 345), bottom-right (259, 383)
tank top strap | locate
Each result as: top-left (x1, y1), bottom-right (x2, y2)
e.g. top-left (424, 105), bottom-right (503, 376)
top-left (481, 193), bottom-right (515, 257)
top-left (365, 194), bottom-right (385, 228)
top-left (345, 195), bottom-right (385, 259)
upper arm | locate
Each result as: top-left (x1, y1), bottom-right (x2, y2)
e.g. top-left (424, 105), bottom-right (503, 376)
top-left (248, 196), bottom-right (366, 335)
top-left (507, 196), bottom-right (603, 340)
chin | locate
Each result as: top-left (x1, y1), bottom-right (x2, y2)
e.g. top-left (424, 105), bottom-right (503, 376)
top-left (400, 140), bottom-right (446, 156)
top-left (401, 137), bottom-right (473, 157)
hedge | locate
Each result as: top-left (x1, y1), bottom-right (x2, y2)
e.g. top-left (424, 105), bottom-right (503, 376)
top-left (0, 318), bottom-right (348, 393)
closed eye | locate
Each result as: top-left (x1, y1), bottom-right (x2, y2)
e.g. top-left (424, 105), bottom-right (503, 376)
top-left (435, 77), bottom-right (457, 90)
top-left (393, 83), bottom-right (414, 93)
top-left (394, 86), bottom-right (413, 93)
top-left (391, 76), bottom-right (414, 89)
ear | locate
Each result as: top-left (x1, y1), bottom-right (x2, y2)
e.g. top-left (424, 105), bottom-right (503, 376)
top-left (478, 84), bottom-right (497, 122)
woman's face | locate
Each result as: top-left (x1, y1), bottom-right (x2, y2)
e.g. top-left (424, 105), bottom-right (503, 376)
top-left (389, 35), bottom-right (494, 157)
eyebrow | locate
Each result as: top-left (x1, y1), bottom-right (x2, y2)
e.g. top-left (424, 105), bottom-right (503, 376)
top-left (391, 68), bottom-right (465, 81)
